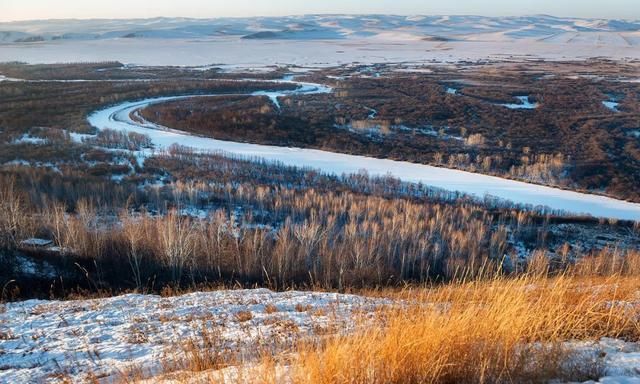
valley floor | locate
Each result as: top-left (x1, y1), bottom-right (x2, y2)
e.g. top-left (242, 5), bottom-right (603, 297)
top-left (2, 280), bottom-right (640, 383)
top-left (87, 78), bottom-right (640, 220)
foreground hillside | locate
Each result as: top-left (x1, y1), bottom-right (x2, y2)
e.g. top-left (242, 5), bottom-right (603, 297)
top-left (1, 277), bottom-right (639, 383)
top-left (0, 289), bottom-right (383, 382)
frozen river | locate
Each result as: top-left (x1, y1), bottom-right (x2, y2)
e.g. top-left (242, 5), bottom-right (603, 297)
top-left (87, 79), bottom-right (640, 221)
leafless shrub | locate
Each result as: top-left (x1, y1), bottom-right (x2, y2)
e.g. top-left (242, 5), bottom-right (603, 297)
top-left (121, 213), bottom-right (150, 290)
top-left (235, 310), bottom-right (254, 323)
top-left (295, 303), bottom-right (312, 313)
top-left (264, 304), bottom-right (278, 314)
top-left (465, 133), bottom-right (486, 147)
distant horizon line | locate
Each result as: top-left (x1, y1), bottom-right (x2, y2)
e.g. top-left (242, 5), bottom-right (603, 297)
top-left (1, 13), bottom-right (637, 24)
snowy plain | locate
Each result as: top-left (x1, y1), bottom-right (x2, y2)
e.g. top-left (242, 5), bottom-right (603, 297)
top-left (2, 37), bottom-right (639, 68)
top-left (501, 96), bottom-right (539, 110)
top-left (2, 15), bottom-right (640, 67)
top-left (86, 80), bottom-right (640, 221)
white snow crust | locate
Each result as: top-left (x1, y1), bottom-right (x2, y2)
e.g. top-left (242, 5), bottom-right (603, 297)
top-left (0, 289), bottom-right (383, 383)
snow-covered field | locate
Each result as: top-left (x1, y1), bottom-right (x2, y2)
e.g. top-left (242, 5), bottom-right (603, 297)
top-left (0, 289), bottom-right (384, 383)
top-left (1, 15), bottom-right (639, 66)
top-left (1, 37), bottom-right (639, 68)
top-left (86, 79), bottom-right (640, 221)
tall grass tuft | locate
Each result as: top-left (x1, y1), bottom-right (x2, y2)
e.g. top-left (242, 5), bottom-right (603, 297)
top-left (271, 276), bottom-right (640, 384)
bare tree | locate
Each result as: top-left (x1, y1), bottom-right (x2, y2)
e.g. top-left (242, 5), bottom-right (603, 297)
top-left (156, 210), bottom-right (196, 283)
top-left (121, 212), bottom-right (148, 290)
top-left (0, 177), bottom-right (27, 248)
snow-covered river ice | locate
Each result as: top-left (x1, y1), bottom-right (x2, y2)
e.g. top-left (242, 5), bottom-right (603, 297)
top-left (87, 78), bottom-right (640, 221)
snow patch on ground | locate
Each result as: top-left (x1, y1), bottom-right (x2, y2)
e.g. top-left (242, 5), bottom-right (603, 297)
top-left (20, 238), bottom-right (53, 247)
top-left (3, 159), bottom-right (31, 167)
top-left (0, 289), bottom-right (385, 383)
top-left (2, 160), bottom-right (62, 173)
top-left (603, 100), bottom-right (621, 112)
top-left (573, 338), bottom-right (640, 382)
top-left (392, 67), bottom-right (434, 74)
top-left (501, 96), bottom-right (539, 110)
top-left (12, 134), bottom-right (48, 145)
top-left (365, 107), bottom-right (378, 119)
top-left (12, 255), bottom-right (58, 279)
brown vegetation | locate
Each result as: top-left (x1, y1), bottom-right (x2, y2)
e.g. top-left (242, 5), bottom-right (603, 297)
top-left (139, 275), bottom-right (640, 384)
top-left (1, 145), bottom-right (638, 300)
top-left (273, 276), bottom-right (640, 384)
top-left (141, 61), bottom-right (640, 201)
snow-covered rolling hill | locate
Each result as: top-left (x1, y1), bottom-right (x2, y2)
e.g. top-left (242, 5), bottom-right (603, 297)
top-left (1, 15), bottom-right (638, 43)
top-left (2, 15), bottom-right (638, 66)
top-left (2, 290), bottom-right (639, 383)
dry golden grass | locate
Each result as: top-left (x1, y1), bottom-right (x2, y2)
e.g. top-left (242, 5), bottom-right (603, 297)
top-left (260, 275), bottom-right (640, 384)
top-left (180, 327), bottom-right (233, 373)
top-left (235, 310), bottom-right (254, 323)
top-left (295, 303), bottom-right (312, 313)
top-left (118, 275), bottom-right (640, 383)
top-left (145, 326), bottom-right (240, 384)
top-left (264, 304), bottom-right (278, 314)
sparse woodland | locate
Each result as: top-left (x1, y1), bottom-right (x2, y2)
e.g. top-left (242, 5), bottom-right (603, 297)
top-left (142, 61), bottom-right (640, 201)
top-left (0, 62), bottom-right (638, 301)
top-left (0, 141), bottom-right (638, 299)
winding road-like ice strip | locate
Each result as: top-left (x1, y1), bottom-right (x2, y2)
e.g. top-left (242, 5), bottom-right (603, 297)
top-left (87, 80), bottom-right (640, 221)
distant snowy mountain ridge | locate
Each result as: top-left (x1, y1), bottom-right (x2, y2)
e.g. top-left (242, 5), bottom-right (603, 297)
top-left (1, 15), bottom-right (639, 43)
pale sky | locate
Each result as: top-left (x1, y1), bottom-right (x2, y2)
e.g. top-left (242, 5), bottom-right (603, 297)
top-left (1, 0), bottom-right (637, 22)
